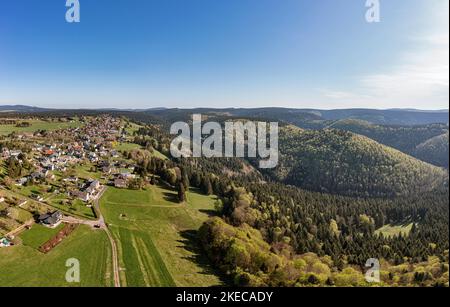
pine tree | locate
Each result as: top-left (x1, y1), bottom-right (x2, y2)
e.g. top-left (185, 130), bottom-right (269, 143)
top-left (202, 176), bottom-right (213, 195)
top-left (178, 182), bottom-right (186, 203)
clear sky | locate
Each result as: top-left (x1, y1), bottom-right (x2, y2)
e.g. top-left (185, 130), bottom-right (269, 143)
top-left (0, 0), bottom-right (448, 110)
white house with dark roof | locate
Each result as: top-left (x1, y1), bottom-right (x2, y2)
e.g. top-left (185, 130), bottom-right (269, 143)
top-left (38, 211), bottom-right (63, 228)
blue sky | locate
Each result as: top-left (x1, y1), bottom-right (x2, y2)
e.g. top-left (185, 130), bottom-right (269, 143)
top-left (0, 0), bottom-right (448, 109)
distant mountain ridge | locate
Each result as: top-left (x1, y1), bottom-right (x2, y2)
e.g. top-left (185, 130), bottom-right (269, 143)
top-left (0, 105), bottom-right (50, 113)
top-left (1, 105), bottom-right (448, 125)
top-left (140, 107), bottom-right (449, 126)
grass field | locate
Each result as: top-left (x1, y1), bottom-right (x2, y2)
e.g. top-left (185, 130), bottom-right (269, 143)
top-left (0, 225), bottom-right (112, 287)
top-left (48, 196), bottom-right (97, 220)
top-left (375, 223), bottom-right (414, 238)
top-left (115, 142), bottom-right (142, 152)
top-left (100, 185), bottom-right (223, 287)
top-left (114, 142), bottom-right (168, 160)
top-left (20, 223), bottom-right (65, 249)
top-left (151, 149), bottom-right (168, 160)
top-left (74, 164), bottom-right (103, 180)
top-left (124, 122), bottom-right (143, 135)
top-left (9, 182), bottom-right (96, 220)
top-left (0, 119), bottom-right (83, 135)
top-left (11, 184), bottom-right (50, 199)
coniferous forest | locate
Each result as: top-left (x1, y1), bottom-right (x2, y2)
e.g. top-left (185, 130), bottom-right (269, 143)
top-left (120, 109), bottom-right (449, 287)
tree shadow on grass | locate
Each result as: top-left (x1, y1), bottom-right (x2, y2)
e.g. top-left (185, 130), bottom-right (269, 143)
top-left (162, 191), bottom-right (179, 204)
top-left (178, 229), bottom-right (231, 286)
top-left (198, 209), bottom-right (219, 217)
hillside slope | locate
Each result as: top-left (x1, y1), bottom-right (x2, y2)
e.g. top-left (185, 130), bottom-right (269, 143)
top-left (413, 132), bottom-right (449, 169)
top-left (266, 126), bottom-right (448, 197)
top-left (328, 119), bottom-right (447, 152)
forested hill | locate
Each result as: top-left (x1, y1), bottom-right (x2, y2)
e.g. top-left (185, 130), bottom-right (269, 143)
top-left (327, 119), bottom-right (449, 168)
top-left (263, 126), bottom-right (448, 198)
top-left (413, 132), bottom-right (449, 169)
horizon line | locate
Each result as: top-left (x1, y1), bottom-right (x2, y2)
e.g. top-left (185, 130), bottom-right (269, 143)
top-left (0, 104), bottom-right (449, 112)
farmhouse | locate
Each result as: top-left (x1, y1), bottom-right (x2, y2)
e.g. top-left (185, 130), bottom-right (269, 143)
top-left (70, 190), bottom-right (90, 202)
top-left (114, 178), bottom-right (127, 189)
top-left (38, 211), bottom-right (63, 228)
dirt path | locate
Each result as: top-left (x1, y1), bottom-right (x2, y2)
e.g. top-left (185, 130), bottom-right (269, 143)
top-left (104, 225), bottom-right (121, 287)
top-left (94, 187), bottom-right (121, 287)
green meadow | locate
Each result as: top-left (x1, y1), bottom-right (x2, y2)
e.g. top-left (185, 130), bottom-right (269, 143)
top-left (114, 142), bottom-right (168, 160)
top-left (47, 195), bottom-right (97, 220)
top-left (20, 223), bottom-right (65, 249)
top-left (1, 176), bottom-right (222, 287)
top-left (0, 119), bottom-right (83, 135)
top-left (100, 185), bottom-right (223, 287)
top-left (375, 223), bottom-right (414, 238)
top-left (115, 142), bottom-right (142, 152)
top-left (0, 225), bottom-right (112, 287)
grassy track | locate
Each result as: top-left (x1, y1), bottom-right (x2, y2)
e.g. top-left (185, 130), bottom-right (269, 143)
top-left (0, 225), bottom-right (112, 287)
top-left (100, 185), bottom-right (222, 287)
top-left (116, 227), bottom-right (175, 286)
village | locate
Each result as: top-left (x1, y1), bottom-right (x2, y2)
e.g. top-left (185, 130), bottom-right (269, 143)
top-left (0, 115), bottom-right (144, 247)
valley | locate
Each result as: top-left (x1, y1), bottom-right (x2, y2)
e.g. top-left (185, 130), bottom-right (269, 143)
top-left (0, 109), bottom-right (448, 287)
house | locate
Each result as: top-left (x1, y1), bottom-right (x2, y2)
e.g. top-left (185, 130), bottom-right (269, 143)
top-left (102, 166), bottom-right (112, 174)
top-left (63, 176), bottom-right (79, 183)
top-left (85, 180), bottom-right (100, 194)
top-left (38, 211), bottom-right (63, 228)
top-left (88, 152), bottom-right (98, 162)
top-left (43, 149), bottom-right (54, 156)
top-left (114, 178), bottom-right (127, 189)
top-left (70, 190), bottom-right (90, 202)
top-left (1, 148), bottom-right (10, 158)
top-left (31, 171), bottom-right (45, 180)
top-left (120, 172), bottom-right (135, 180)
top-left (16, 177), bottom-right (29, 186)
top-left (31, 194), bottom-right (44, 202)
top-left (10, 150), bottom-right (22, 158)
top-left (90, 180), bottom-right (100, 189)
top-left (18, 132), bottom-right (34, 139)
